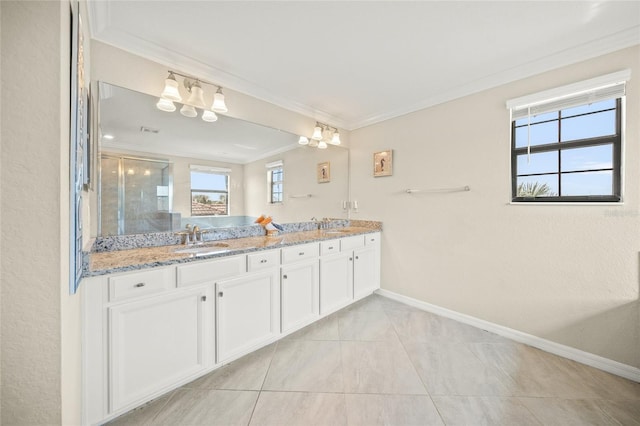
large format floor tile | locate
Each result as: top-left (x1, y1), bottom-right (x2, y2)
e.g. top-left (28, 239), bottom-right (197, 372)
top-left (337, 308), bottom-right (397, 341)
top-left (432, 396), bottom-right (541, 426)
top-left (341, 339), bottom-right (427, 394)
top-left (404, 341), bottom-right (515, 396)
top-left (470, 342), bottom-right (613, 398)
top-left (262, 340), bottom-right (344, 392)
top-left (250, 391), bottom-right (348, 426)
top-left (150, 389), bottom-right (258, 425)
top-left (345, 393), bottom-right (444, 426)
top-left (184, 343), bottom-right (276, 391)
top-left (282, 313), bottom-right (340, 341)
top-left (107, 294), bottom-right (640, 426)
top-left (518, 397), bottom-right (620, 425)
top-left (107, 392), bottom-right (174, 425)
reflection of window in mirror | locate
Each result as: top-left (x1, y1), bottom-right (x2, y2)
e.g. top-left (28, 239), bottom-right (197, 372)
top-left (266, 160), bottom-right (284, 204)
top-left (190, 165), bottom-right (230, 216)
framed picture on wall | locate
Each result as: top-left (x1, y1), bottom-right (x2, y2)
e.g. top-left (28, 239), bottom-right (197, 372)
top-left (373, 150), bottom-right (393, 177)
top-left (317, 161), bottom-right (330, 183)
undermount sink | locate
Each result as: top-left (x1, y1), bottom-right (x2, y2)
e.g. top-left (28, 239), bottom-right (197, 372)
top-left (173, 246), bottom-right (231, 257)
top-left (322, 229), bottom-right (351, 234)
top-left (173, 242), bottom-right (241, 257)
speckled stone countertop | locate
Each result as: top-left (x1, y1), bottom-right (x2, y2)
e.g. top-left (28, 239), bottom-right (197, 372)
top-left (86, 226), bottom-right (380, 277)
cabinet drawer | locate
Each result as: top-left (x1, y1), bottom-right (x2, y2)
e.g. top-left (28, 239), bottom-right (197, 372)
top-left (365, 232), bottom-right (381, 246)
top-left (177, 255), bottom-right (246, 287)
top-left (281, 243), bottom-right (319, 264)
top-left (109, 268), bottom-right (174, 302)
top-left (247, 250), bottom-right (280, 272)
top-left (340, 235), bottom-right (365, 251)
top-left (320, 240), bottom-right (340, 256)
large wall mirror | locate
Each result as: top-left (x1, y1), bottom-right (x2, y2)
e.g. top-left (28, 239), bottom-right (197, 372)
top-left (97, 82), bottom-right (349, 236)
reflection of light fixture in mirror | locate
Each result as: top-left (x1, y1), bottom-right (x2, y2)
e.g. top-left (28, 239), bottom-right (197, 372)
top-left (127, 169), bottom-right (135, 175)
top-left (144, 169), bottom-right (151, 176)
top-left (300, 122), bottom-right (341, 149)
top-left (156, 98), bottom-right (176, 112)
top-left (160, 72), bottom-right (182, 102)
top-left (211, 87), bottom-right (228, 113)
top-left (202, 110), bottom-right (218, 122)
top-left (103, 134), bottom-right (115, 140)
top-left (180, 104), bottom-right (198, 118)
top-left (185, 80), bottom-right (206, 108)
top-left (331, 131), bottom-right (341, 145)
top-left (312, 125), bottom-right (323, 140)
top-left (157, 70), bottom-right (229, 122)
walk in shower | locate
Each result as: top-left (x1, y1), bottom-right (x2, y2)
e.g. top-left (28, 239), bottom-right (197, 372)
top-left (100, 155), bottom-right (178, 235)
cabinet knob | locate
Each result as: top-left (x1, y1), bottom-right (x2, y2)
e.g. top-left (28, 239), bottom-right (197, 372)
top-left (134, 283), bottom-right (145, 288)
top-left (283, 275), bottom-right (288, 279)
top-left (328, 246), bottom-right (334, 250)
top-left (349, 257), bottom-right (353, 261)
top-left (218, 291), bottom-right (224, 297)
top-left (299, 252), bottom-right (305, 256)
top-left (201, 296), bottom-right (207, 302)
top-left (356, 256), bottom-right (359, 260)
top-left (260, 259), bottom-right (268, 263)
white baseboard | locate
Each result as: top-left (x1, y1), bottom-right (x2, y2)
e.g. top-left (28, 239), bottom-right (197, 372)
top-left (375, 289), bottom-right (640, 383)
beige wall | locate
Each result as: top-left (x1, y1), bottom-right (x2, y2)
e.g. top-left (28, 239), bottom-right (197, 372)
top-left (350, 46), bottom-right (640, 368)
top-left (1, 1), bottom-right (81, 424)
top-left (244, 146), bottom-right (350, 223)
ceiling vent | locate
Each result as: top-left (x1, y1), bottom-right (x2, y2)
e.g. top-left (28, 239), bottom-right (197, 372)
top-left (140, 126), bottom-right (159, 134)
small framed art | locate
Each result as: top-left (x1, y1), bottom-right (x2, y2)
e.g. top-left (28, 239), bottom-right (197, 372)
top-left (317, 162), bottom-right (330, 183)
top-left (373, 150), bottom-right (393, 177)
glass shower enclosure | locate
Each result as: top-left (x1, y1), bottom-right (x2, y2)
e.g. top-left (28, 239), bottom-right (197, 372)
top-left (100, 155), bottom-right (178, 235)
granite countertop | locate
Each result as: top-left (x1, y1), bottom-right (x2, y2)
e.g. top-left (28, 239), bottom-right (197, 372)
top-left (87, 226), bottom-right (379, 277)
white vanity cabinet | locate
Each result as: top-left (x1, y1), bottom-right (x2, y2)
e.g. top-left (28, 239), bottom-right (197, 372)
top-left (281, 243), bottom-right (320, 333)
top-left (83, 231), bottom-right (380, 425)
top-left (108, 286), bottom-right (211, 413)
top-left (353, 232), bottom-right (381, 299)
top-left (319, 250), bottom-right (354, 315)
top-left (215, 268), bottom-right (280, 363)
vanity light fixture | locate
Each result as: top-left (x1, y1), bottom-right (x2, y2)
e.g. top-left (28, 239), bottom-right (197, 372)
top-left (299, 122), bottom-right (341, 149)
top-left (160, 72), bottom-right (182, 102)
top-left (157, 70), bottom-right (229, 122)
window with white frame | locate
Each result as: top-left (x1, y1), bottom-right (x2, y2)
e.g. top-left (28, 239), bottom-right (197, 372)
top-left (507, 71), bottom-right (628, 202)
top-left (266, 160), bottom-right (284, 204)
top-left (190, 165), bottom-right (230, 216)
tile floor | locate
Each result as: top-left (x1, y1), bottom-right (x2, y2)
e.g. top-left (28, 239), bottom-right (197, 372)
top-left (108, 294), bottom-right (640, 425)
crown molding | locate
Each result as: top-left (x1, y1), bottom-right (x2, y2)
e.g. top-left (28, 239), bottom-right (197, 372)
top-left (87, 1), bottom-right (349, 130)
top-left (348, 26), bottom-right (640, 130)
top-left (85, 0), bottom-right (109, 39)
top-left (87, 0), bottom-right (639, 132)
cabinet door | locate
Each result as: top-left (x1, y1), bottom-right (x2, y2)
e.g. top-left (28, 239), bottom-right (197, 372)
top-left (109, 287), bottom-right (210, 412)
top-left (320, 252), bottom-right (353, 315)
top-left (281, 260), bottom-right (319, 333)
top-left (216, 270), bottom-right (280, 363)
top-left (353, 246), bottom-right (378, 300)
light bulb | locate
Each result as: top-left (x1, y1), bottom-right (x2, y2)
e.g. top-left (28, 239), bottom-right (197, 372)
top-left (331, 131), bottom-right (341, 145)
top-left (180, 104), bottom-right (197, 118)
top-left (211, 87), bottom-right (228, 113)
top-left (186, 81), bottom-right (206, 108)
top-left (160, 72), bottom-right (182, 102)
top-left (318, 141), bottom-right (328, 149)
top-left (156, 98), bottom-right (176, 112)
top-left (311, 125), bottom-right (323, 140)
top-left (202, 110), bottom-right (218, 122)
top-left (298, 136), bottom-right (309, 145)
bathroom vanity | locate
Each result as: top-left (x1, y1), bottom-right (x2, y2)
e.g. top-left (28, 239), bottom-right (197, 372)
top-left (81, 227), bottom-right (381, 425)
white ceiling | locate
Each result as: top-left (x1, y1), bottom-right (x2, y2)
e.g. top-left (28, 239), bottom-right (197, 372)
top-left (88, 1), bottom-right (640, 130)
